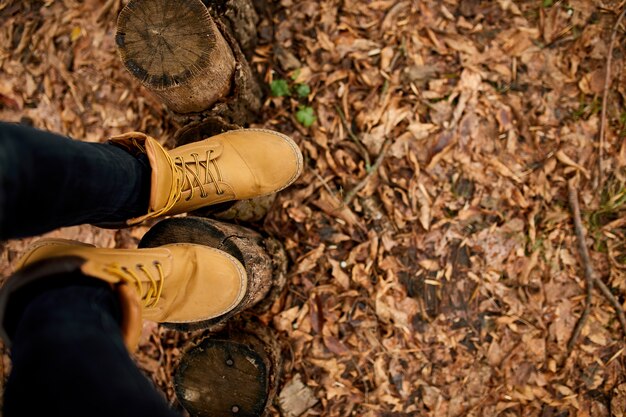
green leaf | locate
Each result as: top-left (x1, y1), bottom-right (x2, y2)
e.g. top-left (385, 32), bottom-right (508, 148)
top-left (542, 0), bottom-right (553, 7)
top-left (270, 79), bottom-right (290, 97)
top-left (294, 83), bottom-right (311, 98)
top-left (290, 68), bottom-right (302, 81)
top-left (296, 106), bottom-right (316, 127)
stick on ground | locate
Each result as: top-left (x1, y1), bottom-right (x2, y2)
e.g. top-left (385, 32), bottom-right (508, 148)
top-left (335, 105), bottom-right (371, 170)
top-left (343, 139), bottom-right (390, 205)
top-left (567, 180), bottom-right (626, 353)
top-left (567, 180), bottom-right (595, 352)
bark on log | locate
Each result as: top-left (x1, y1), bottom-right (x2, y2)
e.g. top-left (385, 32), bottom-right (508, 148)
top-left (174, 320), bottom-right (281, 417)
top-left (116, 0), bottom-right (236, 114)
top-left (202, 0), bottom-right (259, 59)
top-left (139, 217), bottom-right (287, 330)
top-left (181, 14), bottom-right (261, 126)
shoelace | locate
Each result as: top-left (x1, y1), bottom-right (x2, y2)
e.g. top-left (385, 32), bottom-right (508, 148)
top-left (123, 138), bottom-right (180, 222)
top-left (174, 151), bottom-right (224, 200)
top-left (104, 262), bottom-right (165, 308)
top-left (127, 142), bottom-right (227, 224)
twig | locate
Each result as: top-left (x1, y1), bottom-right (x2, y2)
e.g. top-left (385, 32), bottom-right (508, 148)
top-left (311, 169), bottom-right (339, 198)
top-left (343, 140), bottom-right (390, 205)
top-left (348, 357), bottom-right (370, 403)
top-left (567, 180), bottom-right (594, 352)
top-left (594, 277), bottom-right (626, 335)
top-left (567, 180), bottom-right (626, 353)
top-left (335, 105), bottom-right (372, 170)
top-left (598, 5), bottom-right (626, 188)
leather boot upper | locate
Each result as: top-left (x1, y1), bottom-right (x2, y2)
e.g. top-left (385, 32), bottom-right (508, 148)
top-left (110, 129), bottom-right (303, 225)
top-left (5, 239), bottom-right (247, 350)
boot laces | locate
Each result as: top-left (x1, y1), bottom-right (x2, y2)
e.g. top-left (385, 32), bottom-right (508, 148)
top-left (174, 151), bottom-right (224, 201)
top-left (104, 262), bottom-right (165, 308)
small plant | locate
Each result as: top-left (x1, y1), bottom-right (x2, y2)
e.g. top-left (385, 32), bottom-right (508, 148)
top-left (270, 79), bottom-right (290, 97)
top-left (270, 78), bottom-right (311, 100)
top-left (269, 70), bottom-right (316, 128)
top-left (294, 83), bottom-right (311, 98)
top-left (296, 105), bottom-right (316, 127)
top-left (571, 97), bottom-right (601, 121)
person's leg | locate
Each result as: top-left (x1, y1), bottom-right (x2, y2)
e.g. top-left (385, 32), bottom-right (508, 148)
top-left (3, 270), bottom-right (180, 417)
top-left (0, 122), bottom-right (150, 239)
top-left (0, 238), bottom-right (248, 417)
top-left (0, 122), bottom-right (303, 238)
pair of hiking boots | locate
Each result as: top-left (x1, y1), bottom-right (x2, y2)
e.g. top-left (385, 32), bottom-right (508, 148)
top-left (0, 129), bottom-right (303, 350)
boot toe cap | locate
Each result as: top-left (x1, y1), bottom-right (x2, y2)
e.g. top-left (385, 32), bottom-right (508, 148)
top-left (223, 129), bottom-right (303, 197)
top-left (164, 245), bottom-right (247, 324)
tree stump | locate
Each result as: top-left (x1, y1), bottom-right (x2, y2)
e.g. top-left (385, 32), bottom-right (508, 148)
top-left (116, 0), bottom-right (261, 123)
top-left (174, 320), bottom-right (281, 417)
top-left (116, 0), bottom-right (236, 114)
top-left (139, 217), bottom-right (287, 330)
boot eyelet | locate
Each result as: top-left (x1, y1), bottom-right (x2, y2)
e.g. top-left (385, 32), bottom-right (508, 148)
top-left (136, 264), bottom-right (144, 269)
top-left (153, 261), bottom-right (161, 266)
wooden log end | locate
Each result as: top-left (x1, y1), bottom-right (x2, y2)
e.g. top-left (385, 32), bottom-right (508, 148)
top-left (169, 15), bottom-right (261, 124)
top-left (174, 322), bottom-right (281, 417)
top-left (116, 0), bottom-right (213, 90)
top-left (116, 0), bottom-right (235, 113)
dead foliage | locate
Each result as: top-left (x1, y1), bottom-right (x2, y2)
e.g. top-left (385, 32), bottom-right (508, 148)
top-left (2, 0), bottom-right (626, 416)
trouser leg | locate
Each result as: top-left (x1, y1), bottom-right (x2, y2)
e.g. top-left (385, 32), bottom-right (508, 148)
top-left (0, 122), bottom-right (150, 239)
top-left (3, 271), bottom-right (180, 417)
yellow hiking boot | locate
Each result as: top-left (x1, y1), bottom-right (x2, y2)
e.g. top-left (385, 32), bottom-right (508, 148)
top-left (110, 129), bottom-right (303, 225)
top-left (0, 238), bottom-right (247, 351)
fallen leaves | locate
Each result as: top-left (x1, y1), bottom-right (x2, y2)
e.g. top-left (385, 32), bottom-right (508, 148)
top-left (2, 0), bottom-right (626, 416)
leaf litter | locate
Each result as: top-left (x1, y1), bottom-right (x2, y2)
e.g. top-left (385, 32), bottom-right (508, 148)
top-left (1, 0), bottom-right (626, 416)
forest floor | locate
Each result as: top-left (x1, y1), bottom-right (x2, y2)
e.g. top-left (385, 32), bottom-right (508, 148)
top-left (2, 0), bottom-right (626, 416)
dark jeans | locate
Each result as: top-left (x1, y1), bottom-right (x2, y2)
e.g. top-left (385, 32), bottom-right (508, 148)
top-left (0, 121), bottom-right (150, 239)
top-left (4, 274), bottom-right (179, 417)
top-left (0, 123), bottom-right (180, 416)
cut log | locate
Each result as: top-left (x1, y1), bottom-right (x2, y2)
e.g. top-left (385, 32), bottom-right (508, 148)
top-left (139, 217), bottom-right (287, 330)
top-left (174, 321), bottom-right (281, 417)
top-left (172, 13), bottom-right (262, 127)
top-left (116, 0), bottom-right (235, 114)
